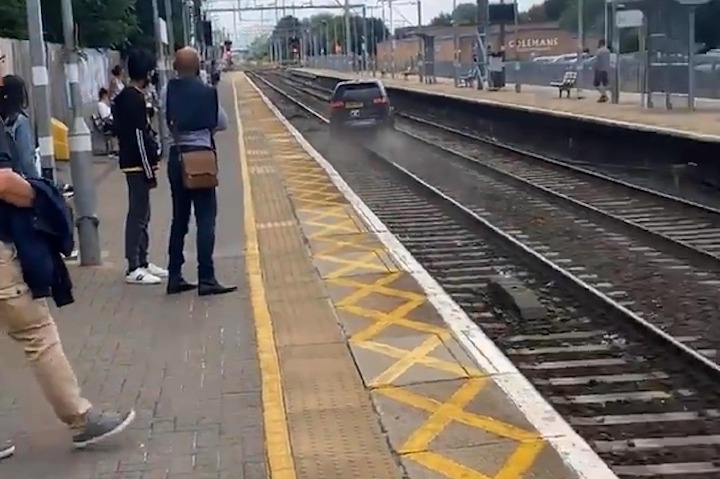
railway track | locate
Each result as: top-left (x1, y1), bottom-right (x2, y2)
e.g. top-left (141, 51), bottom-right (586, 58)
top-left (249, 69), bottom-right (720, 479)
top-left (286, 72), bottom-right (720, 263)
top-left (274, 71), bottom-right (720, 361)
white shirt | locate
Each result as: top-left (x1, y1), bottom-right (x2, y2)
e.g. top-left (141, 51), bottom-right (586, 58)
top-left (98, 101), bottom-right (112, 120)
top-left (199, 70), bottom-right (208, 85)
top-left (110, 77), bottom-right (124, 100)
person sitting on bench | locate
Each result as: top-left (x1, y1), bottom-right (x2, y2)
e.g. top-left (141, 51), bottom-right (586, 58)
top-left (97, 88), bottom-right (117, 154)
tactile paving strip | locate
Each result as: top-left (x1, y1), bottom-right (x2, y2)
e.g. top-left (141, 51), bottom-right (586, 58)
top-left (237, 76), bottom-right (404, 479)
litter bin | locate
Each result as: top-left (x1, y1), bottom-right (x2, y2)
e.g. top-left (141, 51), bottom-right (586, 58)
top-left (490, 69), bottom-right (506, 89)
top-left (488, 56), bottom-right (506, 90)
top-left (52, 118), bottom-right (69, 161)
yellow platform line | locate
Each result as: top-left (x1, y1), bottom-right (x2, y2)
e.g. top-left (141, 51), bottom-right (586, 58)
top-left (234, 74), bottom-right (296, 479)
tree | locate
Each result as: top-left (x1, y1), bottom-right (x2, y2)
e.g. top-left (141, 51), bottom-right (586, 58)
top-left (430, 13), bottom-right (453, 26)
top-left (267, 14), bottom-right (388, 59)
top-left (556, 0), bottom-right (604, 36)
top-left (523, 4), bottom-right (548, 23)
top-left (697, 0), bottom-right (720, 49)
top-left (40, 0), bottom-right (138, 49)
top-left (248, 34), bottom-right (271, 60)
top-left (127, 0), bottom-right (187, 53)
top-left (428, 3), bottom-right (476, 27)
top-left (453, 3), bottom-right (478, 25)
top-left (0, 0), bottom-right (137, 48)
top-left (0, 0), bottom-right (26, 40)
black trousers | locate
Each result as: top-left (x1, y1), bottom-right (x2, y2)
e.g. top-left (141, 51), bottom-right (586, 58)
top-left (167, 146), bottom-right (218, 283)
top-left (124, 172), bottom-right (151, 272)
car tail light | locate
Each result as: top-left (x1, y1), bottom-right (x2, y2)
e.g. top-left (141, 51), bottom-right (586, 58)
top-left (373, 97), bottom-right (388, 104)
top-left (330, 100), bottom-right (344, 108)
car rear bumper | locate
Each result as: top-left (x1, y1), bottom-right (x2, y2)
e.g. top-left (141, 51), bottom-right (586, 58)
top-left (330, 118), bottom-right (393, 131)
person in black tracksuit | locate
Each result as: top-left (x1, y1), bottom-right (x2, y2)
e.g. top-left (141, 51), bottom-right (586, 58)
top-left (111, 50), bottom-right (168, 285)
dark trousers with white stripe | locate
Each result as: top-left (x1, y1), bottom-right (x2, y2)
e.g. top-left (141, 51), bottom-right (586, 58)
top-left (124, 172), bottom-right (151, 272)
top-left (167, 146), bottom-right (218, 284)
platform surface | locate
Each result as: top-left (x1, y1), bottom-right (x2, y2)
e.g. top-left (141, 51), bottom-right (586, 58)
top-left (0, 72), bottom-right (613, 479)
top-left (0, 82), bottom-right (261, 479)
top-left (298, 67), bottom-right (720, 142)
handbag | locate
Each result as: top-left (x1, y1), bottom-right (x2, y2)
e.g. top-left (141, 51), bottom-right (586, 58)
top-left (169, 126), bottom-right (218, 190)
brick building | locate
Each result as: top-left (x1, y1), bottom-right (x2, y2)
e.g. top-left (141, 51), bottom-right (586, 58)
top-left (375, 23), bottom-right (599, 67)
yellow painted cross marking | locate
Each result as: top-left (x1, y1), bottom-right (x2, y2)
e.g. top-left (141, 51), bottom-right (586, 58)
top-left (371, 334), bottom-right (445, 387)
top-left (359, 340), bottom-right (472, 379)
top-left (317, 251), bottom-right (389, 278)
top-left (379, 380), bottom-right (545, 479)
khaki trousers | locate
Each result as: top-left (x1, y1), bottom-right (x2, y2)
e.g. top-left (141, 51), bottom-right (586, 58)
top-left (0, 242), bottom-right (91, 428)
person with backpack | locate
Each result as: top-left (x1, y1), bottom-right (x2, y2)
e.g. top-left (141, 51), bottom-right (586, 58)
top-left (0, 75), bottom-right (40, 178)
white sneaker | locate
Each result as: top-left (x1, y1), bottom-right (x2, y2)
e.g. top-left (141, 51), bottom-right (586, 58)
top-left (144, 263), bottom-right (168, 278)
top-left (125, 268), bottom-right (161, 285)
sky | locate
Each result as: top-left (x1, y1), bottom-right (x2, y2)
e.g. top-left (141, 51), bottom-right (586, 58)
top-left (203, 0), bottom-right (540, 47)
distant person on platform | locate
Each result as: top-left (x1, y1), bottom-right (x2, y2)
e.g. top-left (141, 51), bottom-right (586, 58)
top-left (0, 75), bottom-right (40, 178)
top-left (160, 46), bottom-right (236, 296)
top-left (108, 64), bottom-right (125, 103)
top-left (199, 61), bottom-right (209, 85)
top-left (593, 39), bottom-right (611, 103)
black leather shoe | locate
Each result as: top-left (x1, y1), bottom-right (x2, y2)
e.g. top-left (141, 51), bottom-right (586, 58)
top-left (198, 282), bottom-right (238, 296)
top-left (166, 278), bottom-right (197, 295)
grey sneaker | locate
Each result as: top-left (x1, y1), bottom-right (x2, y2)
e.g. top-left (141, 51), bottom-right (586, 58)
top-left (0, 441), bottom-right (14, 460)
top-left (72, 409), bottom-right (136, 449)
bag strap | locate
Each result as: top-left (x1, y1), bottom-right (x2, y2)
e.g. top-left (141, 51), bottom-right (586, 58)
top-left (165, 81), bottom-right (182, 147)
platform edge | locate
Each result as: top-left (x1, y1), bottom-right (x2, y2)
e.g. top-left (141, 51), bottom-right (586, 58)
top-left (246, 74), bottom-right (620, 479)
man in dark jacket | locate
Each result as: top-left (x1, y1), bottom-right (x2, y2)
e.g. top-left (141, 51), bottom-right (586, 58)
top-left (161, 46), bottom-right (236, 296)
top-left (0, 123), bottom-right (135, 461)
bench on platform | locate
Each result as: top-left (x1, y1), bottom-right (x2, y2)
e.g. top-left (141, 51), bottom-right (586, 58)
top-left (90, 113), bottom-right (114, 155)
top-left (550, 71), bottom-right (577, 98)
top-left (458, 72), bottom-right (475, 88)
top-left (402, 68), bottom-right (418, 80)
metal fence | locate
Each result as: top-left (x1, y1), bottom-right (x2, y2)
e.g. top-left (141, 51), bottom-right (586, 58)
top-left (304, 53), bottom-right (720, 100)
top-left (0, 37), bottom-right (120, 124)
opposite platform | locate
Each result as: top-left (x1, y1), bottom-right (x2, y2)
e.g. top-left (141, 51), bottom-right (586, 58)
top-left (234, 71), bottom-right (618, 479)
top-left (297, 67), bottom-right (720, 142)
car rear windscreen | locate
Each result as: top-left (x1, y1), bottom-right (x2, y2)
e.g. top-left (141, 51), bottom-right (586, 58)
top-left (336, 83), bottom-right (382, 102)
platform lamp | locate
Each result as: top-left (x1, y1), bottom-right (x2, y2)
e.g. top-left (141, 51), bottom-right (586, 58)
top-left (575, 0), bottom-right (584, 99)
top-left (513, 0), bottom-right (521, 92)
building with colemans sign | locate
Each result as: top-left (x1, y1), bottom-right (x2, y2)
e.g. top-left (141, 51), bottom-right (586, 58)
top-left (375, 23), bottom-right (599, 66)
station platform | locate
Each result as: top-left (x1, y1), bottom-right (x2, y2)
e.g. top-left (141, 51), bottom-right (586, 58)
top-left (0, 72), bottom-right (615, 479)
top-left (297, 67), bottom-right (720, 143)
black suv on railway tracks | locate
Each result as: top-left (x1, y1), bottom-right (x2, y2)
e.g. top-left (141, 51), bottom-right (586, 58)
top-left (328, 79), bottom-right (394, 136)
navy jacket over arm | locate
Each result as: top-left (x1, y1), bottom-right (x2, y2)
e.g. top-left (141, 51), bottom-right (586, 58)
top-left (0, 178), bottom-right (75, 307)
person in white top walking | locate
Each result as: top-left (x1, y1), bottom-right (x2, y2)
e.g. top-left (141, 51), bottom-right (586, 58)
top-left (108, 65), bottom-right (125, 102)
